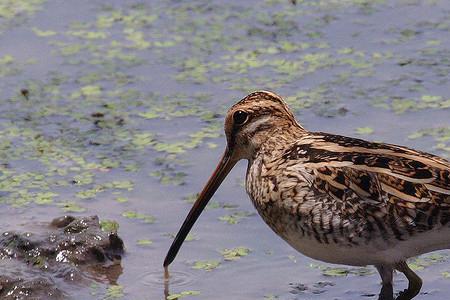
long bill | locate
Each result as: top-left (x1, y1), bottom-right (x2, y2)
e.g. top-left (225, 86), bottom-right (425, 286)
top-left (163, 148), bottom-right (237, 267)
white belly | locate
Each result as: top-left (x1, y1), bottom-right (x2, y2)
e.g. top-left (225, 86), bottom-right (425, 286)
top-left (271, 216), bottom-right (450, 266)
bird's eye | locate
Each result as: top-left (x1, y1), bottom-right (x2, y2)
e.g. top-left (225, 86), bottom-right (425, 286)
top-left (233, 110), bottom-right (248, 125)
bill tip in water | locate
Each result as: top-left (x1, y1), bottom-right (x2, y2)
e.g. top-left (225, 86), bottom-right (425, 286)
top-left (164, 266), bottom-right (170, 280)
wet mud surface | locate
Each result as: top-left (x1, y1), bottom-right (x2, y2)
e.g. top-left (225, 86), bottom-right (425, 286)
top-left (0, 215), bottom-right (124, 299)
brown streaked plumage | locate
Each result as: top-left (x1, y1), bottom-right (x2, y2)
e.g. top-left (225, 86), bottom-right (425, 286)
top-left (164, 91), bottom-right (450, 300)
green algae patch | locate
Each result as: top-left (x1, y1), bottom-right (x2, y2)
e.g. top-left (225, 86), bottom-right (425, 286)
top-left (104, 285), bottom-right (124, 299)
top-left (310, 263), bottom-right (374, 277)
top-left (374, 95), bottom-right (450, 114)
top-left (100, 220), bottom-right (120, 232)
top-left (221, 247), bottom-right (250, 261)
top-left (0, 0), bottom-right (46, 33)
top-left (192, 260), bottom-right (220, 271)
top-left (35, 192), bottom-right (57, 205)
top-left (150, 169), bottom-right (187, 186)
top-left (0, 54), bottom-right (22, 77)
top-left (136, 239), bottom-right (153, 246)
top-left (122, 210), bottom-right (155, 224)
top-left (76, 186), bottom-right (105, 199)
top-left (32, 27), bottom-right (57, 37)
top-left (105, 180), bottom-right (134, 191)
top-left (115, 196), bottom-right (128, 203)
top-left (407, 253), bottom-right (448, 271)
top-left (80, 85), bottom-right (102, 97)
top-left (219, 211), bottom-right (254, 224)
top-left (132, 133), bottom-right (155, 148)
top-left (408, 127), bottom-right (450, 156)
top-left (166, 290), bottom-right (200, 300)
top-left (355, 127), bottom-right (374, 135)
top-left (57, 201), bottom-right (86, 213)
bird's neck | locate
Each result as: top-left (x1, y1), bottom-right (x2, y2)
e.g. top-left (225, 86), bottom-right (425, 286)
top-left (250, 123), bottom-right (307, 161)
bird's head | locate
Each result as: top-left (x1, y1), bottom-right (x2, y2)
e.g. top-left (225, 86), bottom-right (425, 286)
top-left (163, 91), bottom-right (300, 267)
top-left (223, 90), bottom-right (301, 161)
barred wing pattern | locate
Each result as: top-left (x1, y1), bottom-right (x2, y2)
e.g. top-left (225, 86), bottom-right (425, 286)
top-left (277, 133), bottom-right (450, 245)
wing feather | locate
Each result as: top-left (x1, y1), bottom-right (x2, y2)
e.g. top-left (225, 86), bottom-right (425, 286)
top-left (284, 133), bottom-right (450, 239)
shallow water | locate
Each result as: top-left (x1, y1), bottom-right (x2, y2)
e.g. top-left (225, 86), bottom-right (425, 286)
top-left (0, 0), bottom-right (449, 299)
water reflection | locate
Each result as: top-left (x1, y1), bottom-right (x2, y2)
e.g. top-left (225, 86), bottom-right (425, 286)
top-left (164, 268), bottom-right (170, 300)
top-left (83, 263), bottom-right (124, 285)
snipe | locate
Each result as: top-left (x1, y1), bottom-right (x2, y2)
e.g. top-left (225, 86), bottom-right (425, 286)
top-left (164, 91), bottom-right (450, 300)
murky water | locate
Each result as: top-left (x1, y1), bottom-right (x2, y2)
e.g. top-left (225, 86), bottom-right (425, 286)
top-left (0, 0), bottom-right (449, 299)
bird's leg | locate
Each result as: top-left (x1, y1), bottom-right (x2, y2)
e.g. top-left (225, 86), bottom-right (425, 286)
top-left (395, 261), bottom-right (422, 300)
top-left (376, 264), bottom-right (394, 300)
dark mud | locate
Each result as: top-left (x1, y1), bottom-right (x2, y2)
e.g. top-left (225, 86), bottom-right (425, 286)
top-left (0, 215), bottom-right (124, 299)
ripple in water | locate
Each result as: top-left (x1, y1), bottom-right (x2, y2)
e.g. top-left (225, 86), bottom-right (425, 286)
top-left (140, 269), bottom-right (196, 288)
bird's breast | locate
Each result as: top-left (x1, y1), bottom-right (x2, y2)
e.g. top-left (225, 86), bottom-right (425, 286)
top-left (245, 155), bottom-right (312, 239)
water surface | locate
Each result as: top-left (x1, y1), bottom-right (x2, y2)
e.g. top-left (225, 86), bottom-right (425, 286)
top-left (0, 0), bottom-right (449, 299)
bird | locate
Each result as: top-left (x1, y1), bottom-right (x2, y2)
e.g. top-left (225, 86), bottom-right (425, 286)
top-left (164, 91), bottom-right (450, 300)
